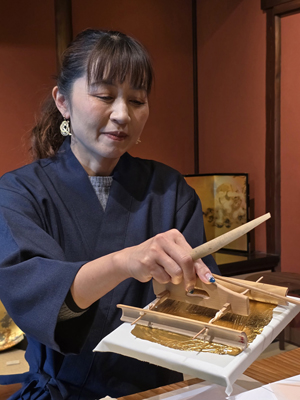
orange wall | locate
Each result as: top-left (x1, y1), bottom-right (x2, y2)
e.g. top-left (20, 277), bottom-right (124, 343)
top-left (0, 0), bottom-right (56, 176)
top-left (72, 0), bottom-right (195, 174)
top-left (3, 0), bottom-right (295, 259)
top-left (281, 14), bottom-right (300, 273)
top-left (0, 0), bottom-right (195, 176)
top-left (197, 0), bottom-right (267, 251)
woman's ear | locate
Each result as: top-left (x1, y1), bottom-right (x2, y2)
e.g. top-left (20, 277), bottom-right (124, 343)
top-left (52, 86), bottom-right (70, 118)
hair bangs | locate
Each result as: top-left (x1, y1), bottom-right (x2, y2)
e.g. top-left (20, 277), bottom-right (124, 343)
top-left (86, 34), bottom-right (153, 93)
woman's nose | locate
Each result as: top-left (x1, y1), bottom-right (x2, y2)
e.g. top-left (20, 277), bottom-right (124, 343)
top-left (110, 99), bottom-right (130, 125)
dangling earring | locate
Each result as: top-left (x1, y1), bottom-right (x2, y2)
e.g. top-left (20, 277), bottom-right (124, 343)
top-left (136, 138), bottom-right (141, 144)
top-left (60, 118), bottom-right (72, 136)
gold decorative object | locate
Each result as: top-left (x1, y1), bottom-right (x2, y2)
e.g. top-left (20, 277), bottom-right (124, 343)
top-left (0, 301), bottom-right (24, 351)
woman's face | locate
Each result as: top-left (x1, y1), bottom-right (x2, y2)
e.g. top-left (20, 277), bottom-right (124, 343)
top-left (59, 75), bottom-right (149, 175)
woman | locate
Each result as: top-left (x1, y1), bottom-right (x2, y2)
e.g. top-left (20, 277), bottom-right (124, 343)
top-left (0, 29), bottom-right (219, 399)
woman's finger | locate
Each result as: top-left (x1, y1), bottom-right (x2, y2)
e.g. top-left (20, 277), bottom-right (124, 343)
top-left (194, 258), bottom-right (215, 284)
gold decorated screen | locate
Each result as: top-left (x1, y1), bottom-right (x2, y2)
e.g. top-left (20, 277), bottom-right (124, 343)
top-left (184, 175), bottom-right (248, 251)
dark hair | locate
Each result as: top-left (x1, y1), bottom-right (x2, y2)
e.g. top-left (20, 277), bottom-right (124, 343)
top-left (31, 29), bottom-right (153, 159)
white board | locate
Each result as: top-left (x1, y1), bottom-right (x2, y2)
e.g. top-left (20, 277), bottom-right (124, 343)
top-left (94, 297), bottom-right (300, 396)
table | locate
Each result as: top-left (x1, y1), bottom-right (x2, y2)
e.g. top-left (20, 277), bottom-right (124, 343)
top-left (1, 348), bottom-right (299, 400)
top-left (244, 347), bottom-right (300, 384)
top-left (246, 272), bottom-right (300, 295)
top-left (0, 383), bottom-right (21, 400)
top-left (118, 378), bottom-right (203, 400)
top-left (117, 347), bottom-right (300, 400)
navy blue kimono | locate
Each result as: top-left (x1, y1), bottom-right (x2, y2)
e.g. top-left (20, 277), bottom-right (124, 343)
top-left (0, 138), bottom-right (219, 399)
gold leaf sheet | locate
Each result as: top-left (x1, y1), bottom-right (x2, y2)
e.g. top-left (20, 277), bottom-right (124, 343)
top-left (132, 299), bottom-right (275, 356)
top-left (0, 301), bottom-right (24, 351)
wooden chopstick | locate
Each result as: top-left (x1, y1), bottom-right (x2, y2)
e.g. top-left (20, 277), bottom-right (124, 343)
top-left (213, 274), bottom-right (300, 306)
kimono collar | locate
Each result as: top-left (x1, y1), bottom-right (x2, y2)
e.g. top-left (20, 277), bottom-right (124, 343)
top-left (55, 137), bottom-right (150, 202)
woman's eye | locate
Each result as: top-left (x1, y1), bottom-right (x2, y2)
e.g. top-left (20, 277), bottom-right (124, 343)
top-left (130, 99), bottom-right (145, 106)
top-left (96, 96), bottom-right (114, 102)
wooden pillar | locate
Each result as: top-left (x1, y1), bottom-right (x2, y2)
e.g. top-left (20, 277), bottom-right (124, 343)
top-left (262, 0), bottom-right (300, 260)
top-left (54, 0), bottom-right (73, 71)
top-left (265, 10), bottom-right (281, 259)
top-left (192, 0), bottom-right (199, 174)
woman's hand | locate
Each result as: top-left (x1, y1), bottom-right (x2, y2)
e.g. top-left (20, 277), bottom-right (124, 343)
top-left (72, 229), bottom-right (214, 309)
top-left (115, 229), bottom-right (214, 292)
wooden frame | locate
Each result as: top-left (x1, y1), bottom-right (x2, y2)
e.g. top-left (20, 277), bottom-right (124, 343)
top-left (261, 0), bottom-right (300, 258)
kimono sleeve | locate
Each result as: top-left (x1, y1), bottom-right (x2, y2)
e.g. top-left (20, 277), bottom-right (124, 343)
top-left (0, 187), bottom-right (94, 353)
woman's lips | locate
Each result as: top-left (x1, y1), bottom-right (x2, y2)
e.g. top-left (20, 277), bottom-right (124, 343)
top-left (103, 131), bottom-right (128, 141)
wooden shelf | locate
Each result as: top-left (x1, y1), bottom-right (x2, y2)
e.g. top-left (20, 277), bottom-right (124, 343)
top-left (215, 250), bottom-right (280, 276)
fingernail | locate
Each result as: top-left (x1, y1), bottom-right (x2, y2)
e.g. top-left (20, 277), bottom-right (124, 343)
top-left (186, 285), bottom-right (194, 293)
top-left (205, 273), bottom-right (215, 283)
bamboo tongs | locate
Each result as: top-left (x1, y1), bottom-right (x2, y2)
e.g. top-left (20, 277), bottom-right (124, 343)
top-left (153, 212), bottom-right (300, 337)
top-left (187, 211), bottom-right (300, 308)
top-left (153, 213), bottom-right (284, 315)
top-left (118, 213), bottom-right (300, 346)
top-left (130, 213), bottom-right (277, 318)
